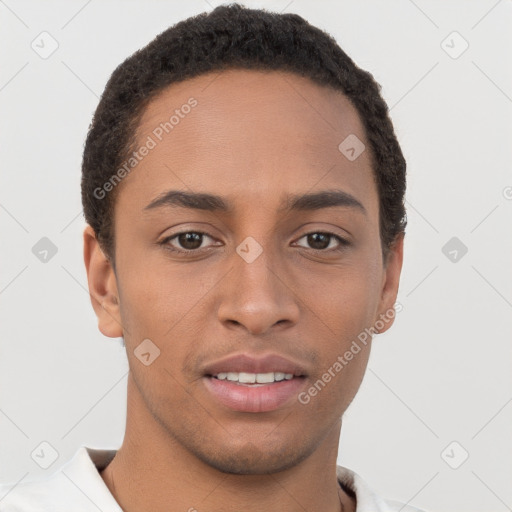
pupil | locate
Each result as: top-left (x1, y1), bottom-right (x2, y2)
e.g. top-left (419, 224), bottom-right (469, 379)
top-left (179, 232), bottom-right (202, 249)
top-left (308, 233), bottom-right (329, 250)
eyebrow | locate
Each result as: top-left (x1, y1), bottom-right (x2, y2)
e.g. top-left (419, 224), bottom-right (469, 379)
top-left (143, 189), bottom-right (366, 215)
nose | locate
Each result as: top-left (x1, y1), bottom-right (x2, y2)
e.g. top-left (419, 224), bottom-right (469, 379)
top-left (217, 246), bottom-right (300, 336)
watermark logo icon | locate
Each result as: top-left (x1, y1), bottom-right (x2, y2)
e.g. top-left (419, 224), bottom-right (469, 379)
top-left (441, 441), bottom-right (469, 469)
top-left (31, 31), bottom-right (59, 59)
top-left (441, 31), bottom-right (469, 59)
top-left (236, 236), bottom-right (263, 263)
top-left (442, 236), bottom-right (468, 263)
top-left (134, 338), bottom-right (161, 366)
top-left (32, 237), bottom-right (58, 263)
top-left (338, 134), bottom-right (365, 162)
top-left (31, 441), bottom-right (59, 469)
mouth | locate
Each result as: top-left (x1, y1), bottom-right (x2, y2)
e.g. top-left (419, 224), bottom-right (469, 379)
top-left (209, 371), bottom-right (298, 386)
top-left (202, 374), bottom-right (306, 413)
top-left (201, 353), bottom-right (309, 413)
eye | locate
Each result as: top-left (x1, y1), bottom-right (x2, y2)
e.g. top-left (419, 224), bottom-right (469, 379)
top-left (159, 231), bottom-right (218, 253)
top-left (294, 231), bottom-right (350, 252)
top-left (158, 230), bottom-right (351, 256)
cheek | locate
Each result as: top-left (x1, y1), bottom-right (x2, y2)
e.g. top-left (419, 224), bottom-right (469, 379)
top-left (307, 261), bottom-right (380, 337)
top-left (116, 264), bottom-right (201, 409)
top-left (117, 273), bottom-right (178, 341)
top-left (309, 347), bottom-right (371, 417)
top-left (301, 262), bottom-right (379, 397)
top-left (115, 246), bottom-right (212, 342)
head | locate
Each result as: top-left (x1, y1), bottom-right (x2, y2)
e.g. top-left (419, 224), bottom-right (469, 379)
top-left (82, 4), bottom-right (406, 475)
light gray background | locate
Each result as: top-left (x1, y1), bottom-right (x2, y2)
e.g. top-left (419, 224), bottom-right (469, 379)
top-left (1, 1), bottom-right (511, 511)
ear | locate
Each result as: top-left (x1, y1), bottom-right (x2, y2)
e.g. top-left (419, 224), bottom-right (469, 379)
top-left (374, 232), bottom-right (404, 335)
top-left (83, 224), bottom-right (123, 338)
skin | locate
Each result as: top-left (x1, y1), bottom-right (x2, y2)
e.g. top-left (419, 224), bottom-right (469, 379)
top-left (83, 69), bottom-right (404, 512)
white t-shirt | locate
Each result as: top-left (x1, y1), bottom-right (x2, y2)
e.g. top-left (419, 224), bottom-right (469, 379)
top-left (0, 446), bottom-right (426, 511)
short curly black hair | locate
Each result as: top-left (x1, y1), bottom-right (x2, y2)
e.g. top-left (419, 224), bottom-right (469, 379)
top-left (81, 3), bottom-right (406, 269)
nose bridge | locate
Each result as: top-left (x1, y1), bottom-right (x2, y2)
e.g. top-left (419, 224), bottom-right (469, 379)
top-left (217, 233), bottom-right (299, 334)
top-left (235, 236), bottom-right (279, 296)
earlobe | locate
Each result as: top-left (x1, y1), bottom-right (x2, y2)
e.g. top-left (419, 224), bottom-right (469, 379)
top-left (375, 233), bottom-right (404, 335)
top-left (83, 225), bottom-right (123, 338)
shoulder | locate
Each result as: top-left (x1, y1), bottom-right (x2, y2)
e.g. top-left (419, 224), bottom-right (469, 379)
top-left (0, 446), bottom-right (121, 512)
top-left (0, 472), bottom-right (84, 512)
top-left (336, 465), bottom-right (428, 512)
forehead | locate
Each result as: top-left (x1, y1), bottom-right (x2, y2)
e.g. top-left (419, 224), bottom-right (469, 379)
top-left (137, 68), bottom-right (366, 152)
top-left (119, 68), bottom-right (376, 216)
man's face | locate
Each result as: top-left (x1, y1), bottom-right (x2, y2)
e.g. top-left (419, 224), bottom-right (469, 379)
top-left (91, 69), bottom-right (402, 474)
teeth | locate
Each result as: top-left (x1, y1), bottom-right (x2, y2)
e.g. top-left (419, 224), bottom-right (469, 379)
top-left (255, 372), bottom-right (274, 383)
top-left (214, 372), bottom-right (294, 383)
top-left (238, 372), bottom-right (256, 383)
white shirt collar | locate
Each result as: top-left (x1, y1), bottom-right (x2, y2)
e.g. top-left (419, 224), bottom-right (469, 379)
top-left (0, 446), bottom-right (425, 512)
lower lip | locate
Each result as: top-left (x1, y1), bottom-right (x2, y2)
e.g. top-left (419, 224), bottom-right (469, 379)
top-left (203, 376), bottom-right (306, 413)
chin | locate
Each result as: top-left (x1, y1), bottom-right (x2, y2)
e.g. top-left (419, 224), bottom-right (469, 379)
top-left (192, 439), bottom-right (316, 475)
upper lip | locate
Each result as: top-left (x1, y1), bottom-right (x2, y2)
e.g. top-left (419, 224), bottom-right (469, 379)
top-left (203, 353), bottom-right (308, 377)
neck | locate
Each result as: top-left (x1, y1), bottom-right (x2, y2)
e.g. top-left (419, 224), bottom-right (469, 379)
top-left (100, 373), bottom-right (355, 512)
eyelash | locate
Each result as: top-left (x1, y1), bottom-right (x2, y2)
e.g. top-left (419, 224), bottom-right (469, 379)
top-left (158, 230), bottom-right (351, 255)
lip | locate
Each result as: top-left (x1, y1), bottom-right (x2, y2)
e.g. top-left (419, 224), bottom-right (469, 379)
top-left (201, 352), bottom-right (309, 413)
top-left (202, 352), bottom-right (309, 377)
top-left (203, 375), bottom-right (307, 412)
